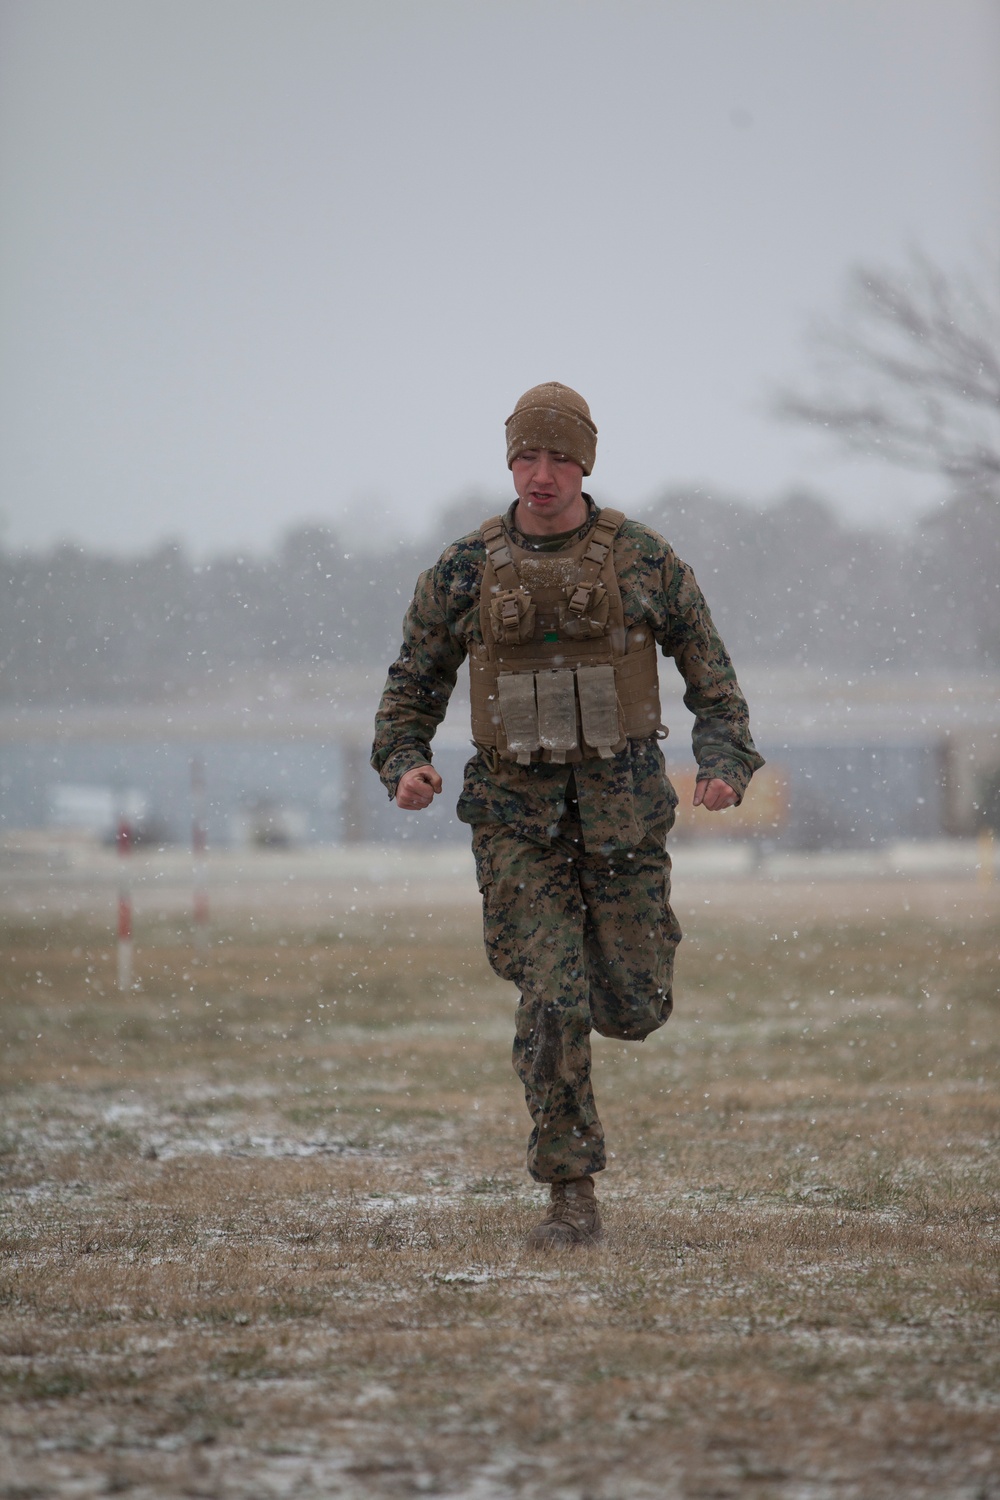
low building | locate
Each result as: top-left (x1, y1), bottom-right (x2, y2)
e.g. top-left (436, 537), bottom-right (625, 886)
top-left (1, 667), bottom-right (998, 850)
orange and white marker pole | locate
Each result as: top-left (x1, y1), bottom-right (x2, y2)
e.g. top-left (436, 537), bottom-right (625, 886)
top-left (191, 757), bottom-right (209, 949)
top-left (117, 811), bottom-right (133, 991)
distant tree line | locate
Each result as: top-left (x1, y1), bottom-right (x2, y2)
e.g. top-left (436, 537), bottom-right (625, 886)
top-left (642, 484), bottom-right (999, 673)
top-left (1, 484), bottom-right (996, 707)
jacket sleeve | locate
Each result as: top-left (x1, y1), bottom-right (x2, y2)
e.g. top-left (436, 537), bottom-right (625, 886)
top-left (371, 560), bottom-right (469, 797)
top-left (656, 552), bottom-right (764, 801)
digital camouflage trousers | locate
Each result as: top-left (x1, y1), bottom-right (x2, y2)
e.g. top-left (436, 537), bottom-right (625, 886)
top-left (471, 811), bottom-right (681, 1183)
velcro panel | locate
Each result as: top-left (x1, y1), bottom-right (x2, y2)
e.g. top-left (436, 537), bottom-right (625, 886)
top-left (576, 663), bottom-right (621, 758)
top-left (496, 672), bottom-right (540, 762)
top-left (536, 670), bottom-right (578, 753)
top-left (615, 640), bottom-right (658, 700)
top-left (615, 640), bottom-right (663, 737)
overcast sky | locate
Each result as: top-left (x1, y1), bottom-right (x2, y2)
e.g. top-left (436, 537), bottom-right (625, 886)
top-left (1, 0), bottom-right (998, 555)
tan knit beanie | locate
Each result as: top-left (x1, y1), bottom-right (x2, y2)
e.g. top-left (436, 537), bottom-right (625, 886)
top-left (505, 381), bottom-right (598, 475)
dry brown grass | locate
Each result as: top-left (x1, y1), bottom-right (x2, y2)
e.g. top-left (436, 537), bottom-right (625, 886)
top-left (1, 874), bottom-right (998, 1499)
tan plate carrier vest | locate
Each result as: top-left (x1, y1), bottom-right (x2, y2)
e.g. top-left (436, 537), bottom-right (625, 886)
top-left (469, 509), bottom-right (663, 764)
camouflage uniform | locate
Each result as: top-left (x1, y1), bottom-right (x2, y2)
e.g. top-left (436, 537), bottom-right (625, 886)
top-left (372, 501), bottom-right (762, 1182)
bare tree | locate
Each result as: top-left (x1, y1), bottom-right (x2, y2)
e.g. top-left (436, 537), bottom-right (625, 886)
top-left (776, 250), bottom-right (1000, 490)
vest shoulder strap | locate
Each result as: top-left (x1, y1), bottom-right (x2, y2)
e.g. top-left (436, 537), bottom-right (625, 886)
top-left (594, 506), bottom-right (625, 533)
top-left (567, 507), bottom-right (625, 618)
top-left (479, 515), bottom-right (521, 592)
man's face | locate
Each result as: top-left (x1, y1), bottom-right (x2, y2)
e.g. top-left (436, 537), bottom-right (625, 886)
top-left (510, 449), bottom-right (586, 532)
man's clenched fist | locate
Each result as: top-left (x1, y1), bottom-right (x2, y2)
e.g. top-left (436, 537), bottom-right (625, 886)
top-left (395, 765), bottom-right (443, 810)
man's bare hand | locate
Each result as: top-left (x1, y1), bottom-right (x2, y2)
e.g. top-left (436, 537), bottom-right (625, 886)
top-left (395, 765), bottom-right (443, 811)
top-left (693, 777), bottom-right (738, 812)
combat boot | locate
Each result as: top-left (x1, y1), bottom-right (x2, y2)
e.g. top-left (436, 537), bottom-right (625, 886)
top-left (525, 1176), bottom-right (603, 1250)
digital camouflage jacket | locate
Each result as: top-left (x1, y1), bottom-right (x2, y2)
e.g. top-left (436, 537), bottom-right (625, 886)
top-left (372, 504), bottom-right (764, 853)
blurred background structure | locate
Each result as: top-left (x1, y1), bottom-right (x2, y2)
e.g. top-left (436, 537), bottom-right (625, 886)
top-left (1, 0), bottom-right (998, 857)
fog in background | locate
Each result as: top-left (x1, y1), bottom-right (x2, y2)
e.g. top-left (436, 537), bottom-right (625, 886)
top-left (4, 480), bottom-right (998, 714)
top-left (2, 0), bottom-right (999, 558)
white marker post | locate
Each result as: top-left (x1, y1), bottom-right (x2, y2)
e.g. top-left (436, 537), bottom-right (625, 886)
top-left (191, 756), bottom-right (209, 950)
top-left (117, 810), bottom-right (133, 992)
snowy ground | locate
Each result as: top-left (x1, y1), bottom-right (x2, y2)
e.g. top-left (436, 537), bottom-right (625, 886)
top-left (1, 854), bottom-right (997, 1498)
top-left (2, 833), bottom-right (998, 926)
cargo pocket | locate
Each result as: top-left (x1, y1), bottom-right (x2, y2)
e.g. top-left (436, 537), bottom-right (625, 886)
top-left (587, 847), bottom-right (678, 1040)
top-left (470, 826), bottom-right (522, 985)
top-left (471, 826), bottom-right (494, 893)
